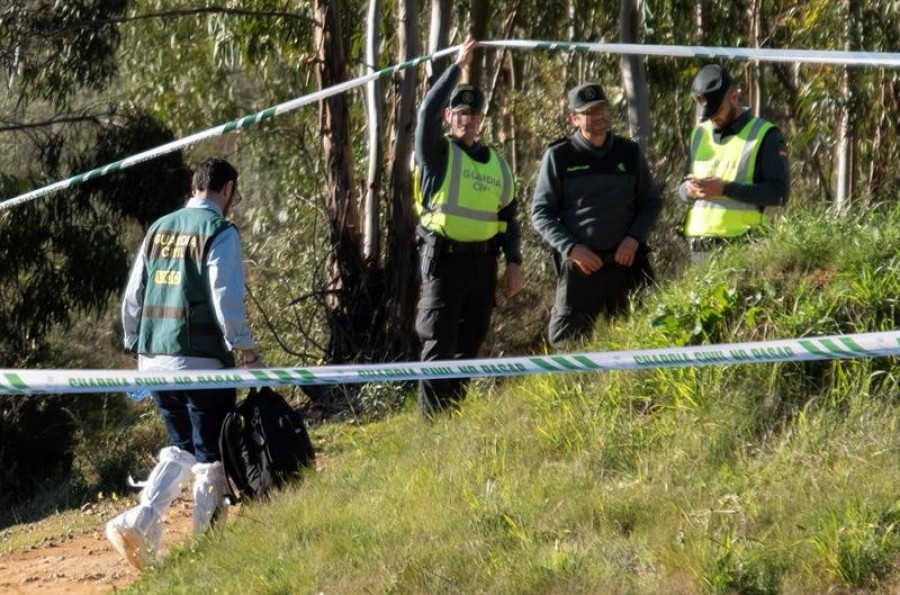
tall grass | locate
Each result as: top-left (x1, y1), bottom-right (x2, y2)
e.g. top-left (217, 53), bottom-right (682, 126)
top-left (130, 205), bottom-right (900, 594)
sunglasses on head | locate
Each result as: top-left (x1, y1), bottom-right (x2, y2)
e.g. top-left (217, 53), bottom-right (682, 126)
top-left (692, 73), bottom-right (729, 103)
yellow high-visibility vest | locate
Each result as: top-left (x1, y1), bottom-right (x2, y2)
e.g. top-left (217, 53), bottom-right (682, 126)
top-left (415, 141), bottom-right (514, 242)
top-left (684, 116), bottom-right (774, 238)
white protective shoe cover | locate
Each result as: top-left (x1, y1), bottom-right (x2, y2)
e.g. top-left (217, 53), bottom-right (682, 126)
top-left (106, 446), bottom-right (196, 569)
top-left (192, 461), bottom-right (228, 534)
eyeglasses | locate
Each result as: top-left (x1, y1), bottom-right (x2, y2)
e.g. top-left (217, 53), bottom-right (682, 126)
top-left (232, 185), bottom-right (243, 206)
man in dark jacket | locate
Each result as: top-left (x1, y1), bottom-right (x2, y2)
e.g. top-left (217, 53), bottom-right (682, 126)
top-left (531, 83), bottom-right (661, 348)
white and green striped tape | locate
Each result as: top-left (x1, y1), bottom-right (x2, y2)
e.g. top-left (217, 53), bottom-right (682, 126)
top-left (3, 40), bottom-right (900, 211)
top-left (480, 40), bottom-right (900, 67)
top-left (2, 330), bottom-right (898, 396)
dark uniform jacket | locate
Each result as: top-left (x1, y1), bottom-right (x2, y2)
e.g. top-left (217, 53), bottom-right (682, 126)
top-left (531, 131), bottom-right (661, 256)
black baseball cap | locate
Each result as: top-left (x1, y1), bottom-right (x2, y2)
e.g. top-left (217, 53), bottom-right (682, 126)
top-left (449, 86), bottom-right (484, 113)
top-left (568, 83), bottom-right (607, 112)
top-left (691, 64), bottom-right (734, 120)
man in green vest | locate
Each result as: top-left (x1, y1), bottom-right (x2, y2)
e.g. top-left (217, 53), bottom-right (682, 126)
top-left (107, 157), bottom-right (264, 569)
top-left (414, 38), bottom-right (523, 417)
top-left (680, 64), bottom-right (790, 263)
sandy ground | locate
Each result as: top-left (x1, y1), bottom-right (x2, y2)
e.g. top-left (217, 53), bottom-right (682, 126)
top-left (0, 497), bottom-right (198, 595)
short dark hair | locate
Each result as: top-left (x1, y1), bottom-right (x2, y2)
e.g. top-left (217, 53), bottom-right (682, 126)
top-left (191, 157), bottom-right (238, 194)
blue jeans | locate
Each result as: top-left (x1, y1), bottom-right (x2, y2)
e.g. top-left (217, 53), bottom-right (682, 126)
top-left (152, 388), bottom-right (236, 463)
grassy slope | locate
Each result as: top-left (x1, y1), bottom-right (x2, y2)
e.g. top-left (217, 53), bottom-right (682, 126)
top-left (131, 207), bottom-right (900, 594)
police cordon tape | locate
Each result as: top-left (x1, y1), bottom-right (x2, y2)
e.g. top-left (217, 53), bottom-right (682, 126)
top-left (2, 330), bottom-right (900, 396)
top-left (3, 39), bottom-right (900, 211)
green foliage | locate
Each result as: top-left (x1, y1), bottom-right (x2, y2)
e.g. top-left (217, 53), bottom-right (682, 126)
top-left (809, 502), bottom-right (900, 588)
top-left (0, 109), bottom-right (186, 516)
top-left (651, 283), bottom-right (740, 346)
top-left (69, 108), bottom-right (189, 223)
top-left (69, 397), bottom-right (166, 498)
top-left (0, 109), bottom-right (187, 365)
top-left (1, 0), bottom-right (128, 107)
top-left (701, 528), bottom-right (784, 595)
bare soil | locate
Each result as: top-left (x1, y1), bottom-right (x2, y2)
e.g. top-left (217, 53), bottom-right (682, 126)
top-left (0, 496), bottom-right (199, 595)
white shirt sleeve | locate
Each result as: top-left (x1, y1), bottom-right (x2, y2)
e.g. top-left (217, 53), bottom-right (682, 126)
top-left (121, 241), bottom-right (147, 351)
top-left (206, 226), bottom-right (254, 350)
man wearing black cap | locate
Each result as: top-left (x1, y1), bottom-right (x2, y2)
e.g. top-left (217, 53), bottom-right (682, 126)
top-left (680, 64), bottom-right (790, 262)
top-left (531, 82), bottom-right (661, 348)
top-left (413, 38), bottom-right (523, 417)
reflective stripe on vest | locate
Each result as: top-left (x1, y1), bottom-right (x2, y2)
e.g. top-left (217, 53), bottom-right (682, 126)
top-left (416, 142), bottom-right (513, 242)
top-left (684, 116), bottom-right (773, 238)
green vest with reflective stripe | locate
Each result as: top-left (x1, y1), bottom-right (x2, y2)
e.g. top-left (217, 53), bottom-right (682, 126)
top-left (415, 141), bottom-right (514, 242)
top-left (684, 115), bottom-right (774, 238)
top-left (137, 207), bottom-right (236, 366)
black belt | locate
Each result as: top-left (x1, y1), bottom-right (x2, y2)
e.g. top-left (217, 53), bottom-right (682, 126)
top-left (416, 227), bottom-right (497, 256)
top-left (441, 237), bottom-right (497, 255)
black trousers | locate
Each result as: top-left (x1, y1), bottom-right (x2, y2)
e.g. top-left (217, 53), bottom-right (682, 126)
top-left (415, 250), bottom-right (498, 417)
top-left (548, 250), bottom-right (653, 348)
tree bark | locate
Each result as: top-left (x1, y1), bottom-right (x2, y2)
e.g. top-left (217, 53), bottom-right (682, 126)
top-left (693, 0), bottom-right (705, 123)
top-left (747, 0), bottom-right (763, 115)
top-left (834, 0), bottom-right (859, 211)
top-left (314, 0), bottom-right (366, 362)
top-left (384, 0), bottom-right (419, 358)
top-left (693, 0), bottom-right (704, 42)
top-left (467, 0), bottom-right (488, 86)
top-left (363, 0), bottom-right (383, 263)
top-left (426, 0), bottom-right (452, 87)
top-left (618, 0), bottom-right (653, 153)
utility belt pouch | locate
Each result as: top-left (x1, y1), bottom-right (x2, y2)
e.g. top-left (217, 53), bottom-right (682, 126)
top-left (416, 226), bottom-right (441, 277)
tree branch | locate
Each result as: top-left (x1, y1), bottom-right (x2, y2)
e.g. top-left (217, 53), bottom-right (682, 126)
top-left (44, 6), bottom-right (319, 38)
top-left (0, 114), bottom-right (104, 132)
top-left (245, 282), bottom-right (327, 360)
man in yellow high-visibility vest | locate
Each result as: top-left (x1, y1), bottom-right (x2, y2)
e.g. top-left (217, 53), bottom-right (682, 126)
top-left (413, 38), bottom-right (523, 417)
top-left (680, 65), bottom-right (790, 263)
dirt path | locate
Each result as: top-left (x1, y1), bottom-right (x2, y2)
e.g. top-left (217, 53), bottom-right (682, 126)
top-left (0, 497), bottom-right (197, 595)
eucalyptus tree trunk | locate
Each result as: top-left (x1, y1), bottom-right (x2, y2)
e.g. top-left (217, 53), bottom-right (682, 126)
top-left (693, 0), bottom-right (704, 42)
top-left (834, 0), bottom-right (859, 211)
top-left (315, 0), bottom-right (356, 242)
top-left (505, 52), bottom-right (519, 174)
top-left (746, 0), bottom-right (763, 114)
top-left (383, 0), bottom-right (419, 357)
top-left (314, 0), bottom-right (368, 363)
top-left (693, 0), bottom-right (705, 123)
top-left (467, 0), bottom-right (488, 86)
top-left (363, 0), bottom-right (383, 262)
top-left (834, 70), bottom-right (852, 211)
top-left (565, 0), bottom-right (581, 87)
top-left (426, 0), bottom-right (451, 86)
top-left (619, 0), bottom-right (652, 153)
